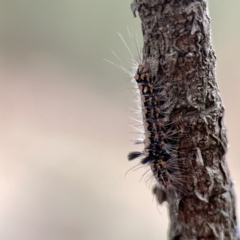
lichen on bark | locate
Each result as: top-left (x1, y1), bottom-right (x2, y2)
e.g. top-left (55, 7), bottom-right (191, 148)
top-left (130, 0), bottom-right (238, 239)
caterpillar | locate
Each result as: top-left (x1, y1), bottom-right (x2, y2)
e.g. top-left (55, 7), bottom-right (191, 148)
top-left (106, 31), bottom-right (184, 193)
top-left (128, 63), bottom-right (184, 193)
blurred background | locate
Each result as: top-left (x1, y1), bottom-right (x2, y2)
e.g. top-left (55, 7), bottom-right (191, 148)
top-left (0, 1), bottom-right (239, 240)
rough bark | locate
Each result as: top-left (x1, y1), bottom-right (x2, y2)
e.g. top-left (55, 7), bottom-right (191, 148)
top-left (130, 0), bottom-right (238, 239)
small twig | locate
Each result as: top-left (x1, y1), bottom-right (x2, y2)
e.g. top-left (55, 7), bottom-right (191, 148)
top-left (128, 0), bottom-right (238, 239)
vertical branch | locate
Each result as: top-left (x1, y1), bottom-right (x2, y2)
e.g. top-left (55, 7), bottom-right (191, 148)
top-left (130, 0), bottom-right (238, 239)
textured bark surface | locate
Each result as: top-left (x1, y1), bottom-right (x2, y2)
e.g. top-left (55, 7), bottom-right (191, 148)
top-left (130, 0), bottom-right (238, 239)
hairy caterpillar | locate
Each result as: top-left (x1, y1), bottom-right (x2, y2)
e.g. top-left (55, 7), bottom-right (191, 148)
top-left (128, 63), bottom-right (184, 192)
top-left (107, 31), bottom-right (184, 193)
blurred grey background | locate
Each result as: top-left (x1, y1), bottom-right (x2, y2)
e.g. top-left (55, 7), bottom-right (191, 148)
top-left (0, 1), bottom-right (239, 240)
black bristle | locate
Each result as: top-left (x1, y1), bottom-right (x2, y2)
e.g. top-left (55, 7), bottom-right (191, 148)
top-left (141, 156), bottom-right (154, 164)
top-left (162, 153), bottom-right (171, 161)
top-left (128, 151), bottom-right (142, 161)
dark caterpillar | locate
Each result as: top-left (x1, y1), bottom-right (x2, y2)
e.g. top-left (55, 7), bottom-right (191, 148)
top-left (128, 65), bottom-right (180, 189)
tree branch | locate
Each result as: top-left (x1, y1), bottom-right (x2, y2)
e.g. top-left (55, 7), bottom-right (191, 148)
top-left (129, 0), bottom-right (238, 239)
